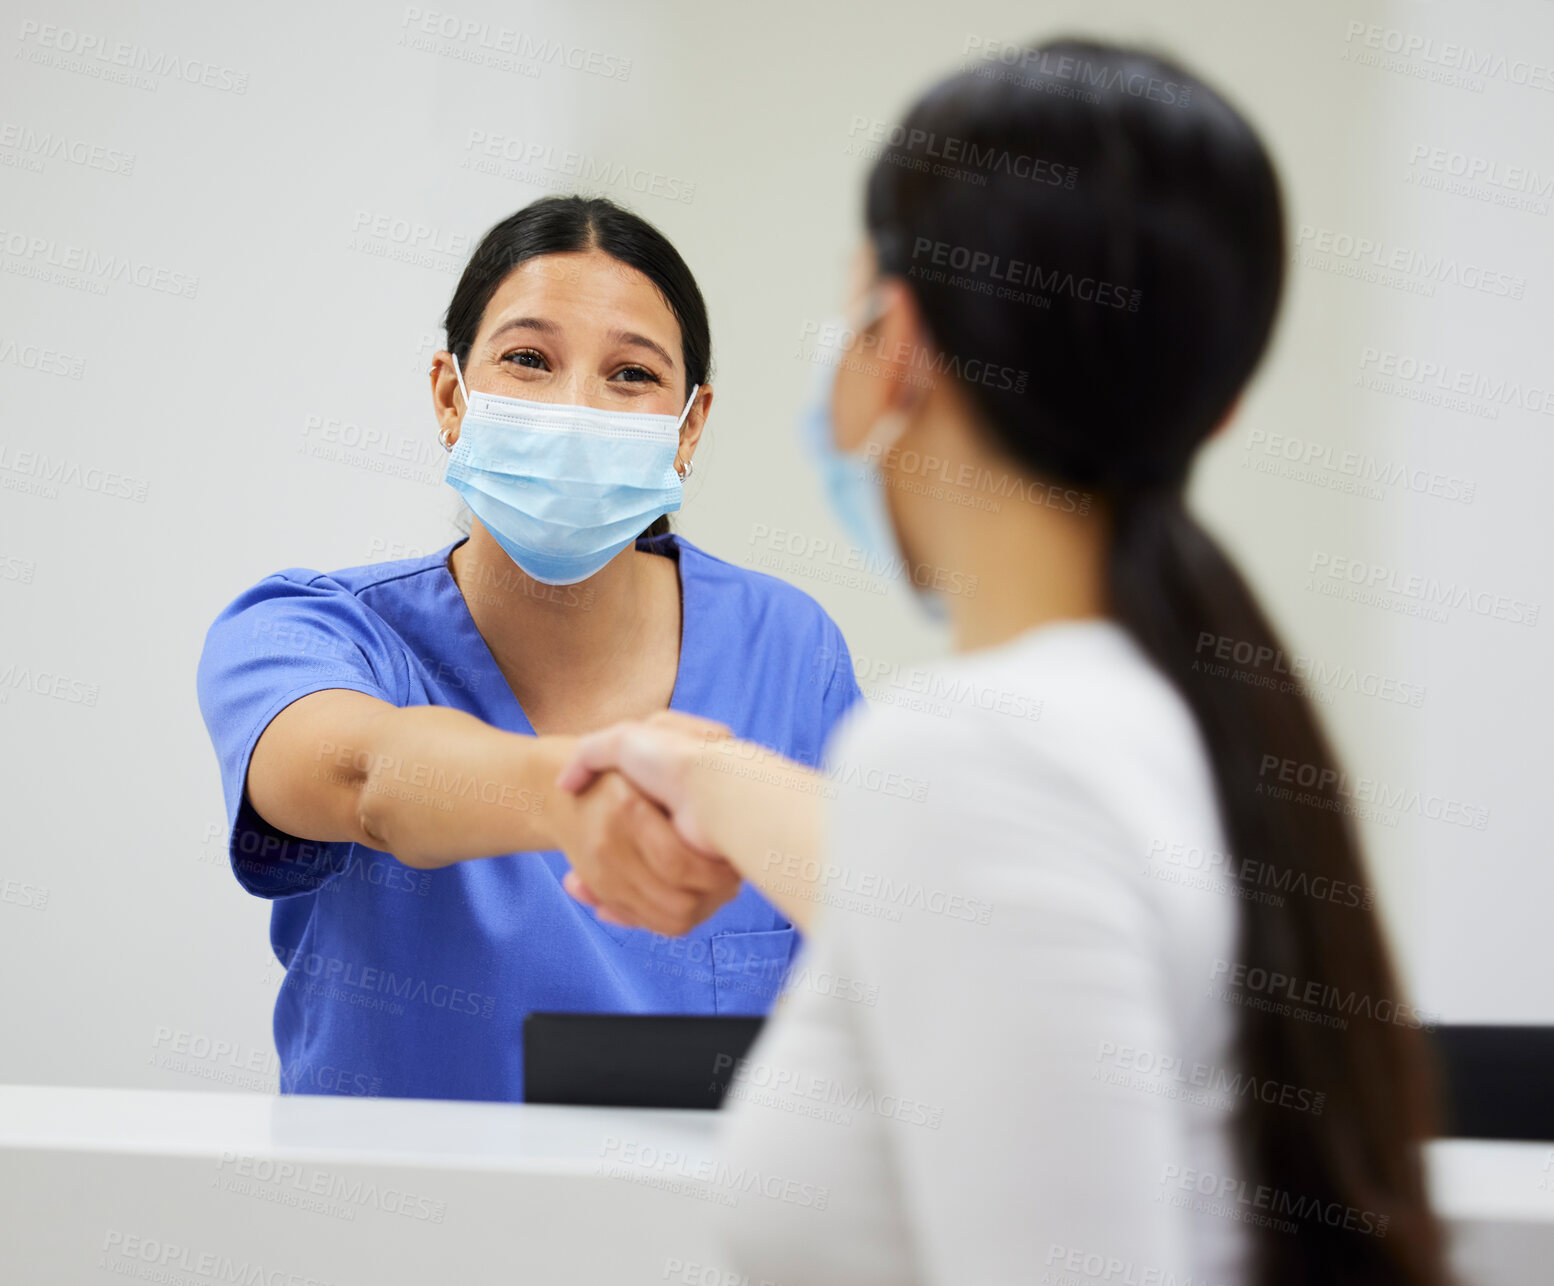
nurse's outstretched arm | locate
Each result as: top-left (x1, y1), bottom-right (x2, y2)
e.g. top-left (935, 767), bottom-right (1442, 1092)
top-left (246, 689), bottom-right (740, 936)
top-left (555, 715), bottom-right (827, 931)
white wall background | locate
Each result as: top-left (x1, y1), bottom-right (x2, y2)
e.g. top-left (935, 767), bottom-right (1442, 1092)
top-left (1, 0), bottom-right (1549, 1094)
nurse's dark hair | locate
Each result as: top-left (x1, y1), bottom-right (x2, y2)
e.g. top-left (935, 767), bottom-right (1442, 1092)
top-left (442, 195), bottom-right (712, 539)
top-left (866, 39), bottom-right (1448, 1286)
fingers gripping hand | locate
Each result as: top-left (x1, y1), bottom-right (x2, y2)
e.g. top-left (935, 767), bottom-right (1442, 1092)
top-left (560, 770), bottom-right (738, 937)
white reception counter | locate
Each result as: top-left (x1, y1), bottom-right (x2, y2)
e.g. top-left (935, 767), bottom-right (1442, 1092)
top-left (1, 1085), bottom-right (1550, 1284)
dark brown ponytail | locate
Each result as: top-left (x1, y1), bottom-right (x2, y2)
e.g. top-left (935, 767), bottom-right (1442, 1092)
top-left (1110, 487), bottom-right (1447, 1285)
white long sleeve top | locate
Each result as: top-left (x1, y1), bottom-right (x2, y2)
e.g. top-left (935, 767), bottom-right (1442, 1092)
top-left (715, 619), bottom-right (1253, 1286)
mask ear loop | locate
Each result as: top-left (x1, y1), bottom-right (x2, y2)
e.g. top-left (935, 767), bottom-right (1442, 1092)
top-left (439, 352), bottom-right (470, 452)
top-left (855, 281), bottom-right (892, 333)
top-left (674, 383), bottom-right (702, 480)
top-left (864, 408), bottom-right (911, 463)
top-left (847, 282), bottom-right (912, 467)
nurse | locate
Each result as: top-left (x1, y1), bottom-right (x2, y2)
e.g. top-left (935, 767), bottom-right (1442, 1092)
top-left (195, 195), bottom-right (863, 1102)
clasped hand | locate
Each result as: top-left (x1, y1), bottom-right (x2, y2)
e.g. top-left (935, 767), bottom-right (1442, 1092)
top-left (548, 712), bottom-right (737, 937)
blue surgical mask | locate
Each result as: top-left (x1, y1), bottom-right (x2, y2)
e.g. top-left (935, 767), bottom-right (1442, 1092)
top-left (444, 353), bottom-right (699, 585)
top-left (800, 310), bottom-right (948, 621)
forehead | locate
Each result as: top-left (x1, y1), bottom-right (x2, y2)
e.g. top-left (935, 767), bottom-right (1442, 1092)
top-left (477, 249), bottom-right (682, 350)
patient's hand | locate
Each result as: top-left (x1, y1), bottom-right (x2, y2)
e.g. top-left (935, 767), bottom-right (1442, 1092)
top-left (555, 712), bottom-right (739, 931)
top-left (558, 711), bottom-right (732, 846)
top-left (558, 711), bottom-right (825, 934)
top-left (549, 758), bottom-right (738, 938)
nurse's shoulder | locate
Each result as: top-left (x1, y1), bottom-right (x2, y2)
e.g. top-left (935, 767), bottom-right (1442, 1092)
top-left (194, 547), bottom-right (464, 899)
top-left (198, 545), bottom-right (456, 684)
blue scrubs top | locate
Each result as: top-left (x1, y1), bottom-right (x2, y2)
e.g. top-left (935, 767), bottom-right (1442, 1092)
top-left (195, 532), bottom-right (863, 1102)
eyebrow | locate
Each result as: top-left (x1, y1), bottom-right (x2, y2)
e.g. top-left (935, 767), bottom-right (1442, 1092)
top-left (607, 328), bottom-right (676, 370)
top-left (487, 316), bottom-right (559, 343)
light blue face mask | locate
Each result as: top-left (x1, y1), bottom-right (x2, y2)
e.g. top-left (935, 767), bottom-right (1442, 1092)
top-left (799, 305), bottom-right (949, 621)
top-left (799, 321), bottom-right (903, 571)
top-left (444, 352), bottom-right (699, 585)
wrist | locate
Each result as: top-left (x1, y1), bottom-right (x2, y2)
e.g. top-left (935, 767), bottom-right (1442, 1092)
top-left (689, 738), bottom-right (753, 865)
top-left (520, 733), bottom-right (581, 851)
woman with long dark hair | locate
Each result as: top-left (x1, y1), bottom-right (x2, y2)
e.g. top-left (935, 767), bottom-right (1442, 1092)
top-left (558, 40), bottom-right (1449, 1285)
top-left (195, 196), bottom-right (863, 1102)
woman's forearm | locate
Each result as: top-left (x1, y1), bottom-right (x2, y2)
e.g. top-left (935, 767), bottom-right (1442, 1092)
top-left (688, 739), bottom-right (827, 931)
top-left (352, 704), bottom-right (578, 867)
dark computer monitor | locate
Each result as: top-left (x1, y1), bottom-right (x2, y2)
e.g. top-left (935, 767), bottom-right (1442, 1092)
top-left (1433, 1025), bottom-right (1554, 1141)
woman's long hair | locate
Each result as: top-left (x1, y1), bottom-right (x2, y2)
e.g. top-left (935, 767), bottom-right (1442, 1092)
top-left (866, 39), bottom-right (1447, 1286)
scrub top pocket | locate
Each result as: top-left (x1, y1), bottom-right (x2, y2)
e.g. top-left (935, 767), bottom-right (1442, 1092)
top-left (712, 928), bottom-right (799, 1015)
top-left (595, 922), bottom-right (799, 1015)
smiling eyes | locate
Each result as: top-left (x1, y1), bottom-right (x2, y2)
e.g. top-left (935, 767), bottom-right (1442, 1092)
top-left (502, 348), bottom-right (662, 386)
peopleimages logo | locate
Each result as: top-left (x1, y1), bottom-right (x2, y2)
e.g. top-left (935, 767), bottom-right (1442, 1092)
top-left (462, 130), bottom-right (697, 204)
top-left (1241, 428), bottom-right (1475, 505)
top-left (1357, 347), bottom-right (1554, 417)
top-left (1257, 753), bottom-right (1490, 831)
top-left (0, 441), bottom-right (152, 502)
top-left (0, 226), bottom-right (199, 298)
top-left (909, 236), bottom-right (1142, 312)
top-left (15, 21), bottom-right (251, 93)
top-left (1407, 144), bottom-right (1554, 201)
top-left (745, 523), bottom-right (981, 600)
top-left (213, 1153), bottom-right (447, 1223)
top-left (1095, 1041), bottom-right (1326, 1115)
top-left (0, 658), bottom-right (100, 705)
top-left (0, 337), bottom-right (87, 379)
top-left (599, 1136), bottom-right (830, 1210)
top-left (1306, 551), bottom-right (1540, 626)
top-left (99, 1232), bottom-right (333, 1284)
top-left (1159, 1163), bottom-right (1391, 1238)
top-left (795, 317), bottom-right (1027, 394)
top-left (760, 849), bottom-right (994, 924)
top-left (1193, 631), bottom-right (1427, 708)
top-left (0, 124), bottom-right (136, 175)
top-left (1210, 959), bottom-right (1437, 1031)
top-left (715, 1054), bottom-right (944, 1128)
top-left (1294, 225), bottom-right (1527, 299)
top-left (829, 649), bottom-right (1049, 721)
top-left (962, 37), bottom-right (1195, 108)
top-left (1342, 21), bottom-right (1554, 94)
top-left (397, 7), bottom-right (633, 81)
top-left (273, 947), bottom-right (499, 1019)
top-left (845, 115), bottom-right (1078, 188)
top-left (1144, 837), bottom-right (1376, 910)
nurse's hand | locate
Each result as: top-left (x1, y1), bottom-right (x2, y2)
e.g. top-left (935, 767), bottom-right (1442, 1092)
top-left (549, 761), bottom-right (740, 939)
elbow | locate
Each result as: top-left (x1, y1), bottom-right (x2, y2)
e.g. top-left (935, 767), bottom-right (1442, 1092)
top-left (354, 773), bottom-right (432, 869)
top-left (353, 778), bottom-right (395, 854)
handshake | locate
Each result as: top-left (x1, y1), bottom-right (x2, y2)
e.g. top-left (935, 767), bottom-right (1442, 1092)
top-left (547, 711), bottom-right (788, 938)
